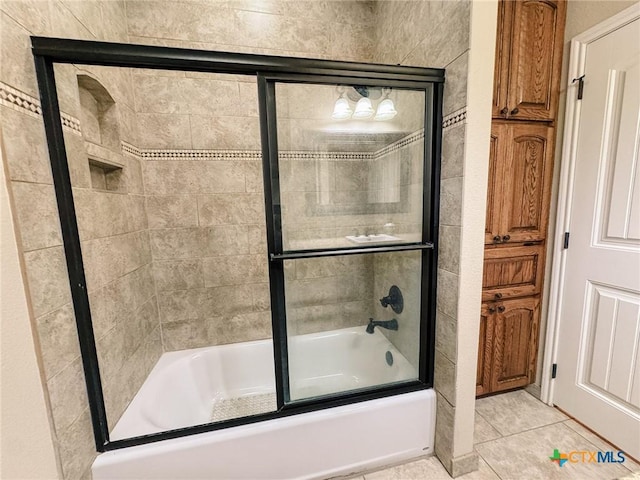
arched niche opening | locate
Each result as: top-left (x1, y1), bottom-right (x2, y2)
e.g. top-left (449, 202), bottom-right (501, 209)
top-left (76, 74), bottom-right (123, 191)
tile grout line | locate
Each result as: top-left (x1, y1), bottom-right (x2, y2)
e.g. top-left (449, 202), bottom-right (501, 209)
top-left (474, 447), bottom-right (504, 480)
top-left (474, 417), bottom-right (575, 447)
top-left (473, 408), bottom-right (503, 441)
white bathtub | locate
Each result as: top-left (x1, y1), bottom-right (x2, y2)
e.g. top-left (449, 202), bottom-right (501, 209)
top-left (94, 327), bottom-right (436, 480)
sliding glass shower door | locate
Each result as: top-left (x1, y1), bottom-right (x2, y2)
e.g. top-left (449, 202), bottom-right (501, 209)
top-left (262, 78), bottom-right (438, 404)
top-left (34, 36), bottom-right (442, 451)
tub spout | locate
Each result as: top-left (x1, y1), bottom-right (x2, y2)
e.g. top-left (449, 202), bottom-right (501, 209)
top-left (366, 318), bottom-right (399, 334)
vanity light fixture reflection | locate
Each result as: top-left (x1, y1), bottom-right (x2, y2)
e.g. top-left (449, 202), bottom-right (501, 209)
top-left (331, 95), bottom-right (352, 120)
top-left (353, 97), bottom-right (374, 119)
top-left (374, 91), bottom-right (397, 121)
top-left (332, 86), bottom-right (397, 121)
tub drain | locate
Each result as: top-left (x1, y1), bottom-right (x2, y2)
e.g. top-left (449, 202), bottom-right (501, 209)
top-left (385, 350), bottom-right (394, 366)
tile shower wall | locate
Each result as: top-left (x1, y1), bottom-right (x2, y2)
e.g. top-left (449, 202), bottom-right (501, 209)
top-left (124, 0), bottom-right (376, 62)
top-left (133, 72), bottom-right (382, 344)
top-left (131, 70), bottom-right (270, 350)
top-left (70, 66), bottom-right (163, 434)
top-left (142, 150), bottom-right (272, 350)
top-left (373, 0), bottom-right (473, 476)
top-left (125, 0), bottom-right (387, 346)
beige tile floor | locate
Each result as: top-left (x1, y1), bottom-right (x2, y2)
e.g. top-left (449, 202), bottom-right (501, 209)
top-left (346, 390), bottom-right (640, 480)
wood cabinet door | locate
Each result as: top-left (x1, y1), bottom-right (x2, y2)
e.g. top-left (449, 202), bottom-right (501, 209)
top-left (506, 0), bottom-right (566, 121)
top-left (476, 304), bottom-right (494, 396)
top-left (500, 123), bottom-right (554, 243)
top-left (492, 0), bottom-right (514, 118)
top-left (491, 296), bottom-right (541, 393)
top-left (485, 124), bottom-right (505, 244)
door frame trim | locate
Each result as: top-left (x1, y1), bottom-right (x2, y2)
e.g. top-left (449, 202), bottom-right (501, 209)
top-left (542, 3), bottom-right (640, 405)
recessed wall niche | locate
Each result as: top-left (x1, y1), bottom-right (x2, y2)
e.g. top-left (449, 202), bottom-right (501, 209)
top-left (77, 74), bottom-right (124, 191)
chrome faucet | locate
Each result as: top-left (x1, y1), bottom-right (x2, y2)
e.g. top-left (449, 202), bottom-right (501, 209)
top-left (366, 317), bottom-right (399, 334)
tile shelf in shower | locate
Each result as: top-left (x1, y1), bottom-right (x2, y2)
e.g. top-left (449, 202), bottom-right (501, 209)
top-left (84, 140), bottom-right (124, 170)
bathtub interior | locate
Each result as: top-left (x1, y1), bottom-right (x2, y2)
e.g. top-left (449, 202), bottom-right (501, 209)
top-left (110, 326), bottom-right (417, 440)
top-left (288, 328), bottom-right (417, 400)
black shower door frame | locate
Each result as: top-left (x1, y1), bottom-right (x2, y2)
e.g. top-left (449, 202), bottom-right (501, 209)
top-left (31, 36), bottom-right (444, 452)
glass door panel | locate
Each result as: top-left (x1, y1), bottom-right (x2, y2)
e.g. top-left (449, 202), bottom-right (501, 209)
top-left (274, 83), bottom-right (427, 252)
top-left (284, 251), bottom-right (422, 402)
top-left (271, 80), bottom-right (431, 403)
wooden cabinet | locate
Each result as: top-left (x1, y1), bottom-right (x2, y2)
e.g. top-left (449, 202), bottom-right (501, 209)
top-left (485, 122), bottom-right (555, 245)
top-left (492, 0), bottom-right (566, 121)
top-left (479, 0), bottom-right (565, 397)
top-left (477, 297), bottom-right (541, 396)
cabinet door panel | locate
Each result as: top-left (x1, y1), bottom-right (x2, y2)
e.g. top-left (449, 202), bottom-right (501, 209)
top-left (507, 0), bottom-right (566, 121)
top-left (483, 244), bottom-right (545, 301)
top-left (476, 305), bottom-right (494, 396)
top-left (485, 126), bottom-right (503, 243)
top-left (501, 124), bottom-right (554, 242)
top-left (491, 296), bottom-right (540, 392)
top-left (492, 0), bottom-right (514, 118)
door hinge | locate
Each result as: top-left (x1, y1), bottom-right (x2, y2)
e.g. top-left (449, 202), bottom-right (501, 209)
top-left (563, 232), bottom-right (570, 249)
top-left (551, 363), bottom-right (558, 379)
top-left (572, 75), bottom-right (585, 100)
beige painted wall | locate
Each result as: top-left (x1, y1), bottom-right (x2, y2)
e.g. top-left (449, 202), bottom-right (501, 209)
top-left (533, 0), bottom-right (639, 393)
top-left (0, 131), bottom-right (60, 479)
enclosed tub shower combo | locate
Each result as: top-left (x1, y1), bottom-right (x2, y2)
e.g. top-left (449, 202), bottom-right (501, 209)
top-left (32, 37), bottom-right (444, 479)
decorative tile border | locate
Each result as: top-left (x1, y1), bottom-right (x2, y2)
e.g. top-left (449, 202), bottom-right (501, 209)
top-left (373, 129), bottom-right (424, 159)
top-left (130, 129), bottom-right (426, 162)
top-left (3, 81), bottom-right (461, 156)
top-left (281, 151), bottom-right (372, 161)
top-left (443, 107), bottom-right (466, 129)
top-left (121, 142), bottom-right (143, 158)
top-left (0, 81), bottom-right (82, 136)
top-left (0, 82), bottom-right (42, 118)
top-left (60, 112), bottom-right (82, 135)
top-left (138, 149), bottom-right (262, 160)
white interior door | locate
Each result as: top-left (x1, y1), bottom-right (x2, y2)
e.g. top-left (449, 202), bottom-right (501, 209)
top-left (554, 16), bottom-right (640, 459)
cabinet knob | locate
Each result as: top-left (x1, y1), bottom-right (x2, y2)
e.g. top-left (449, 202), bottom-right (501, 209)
top-left (500, 107), bottom-right (509, 115)
top-left (502, 235), bottom-right (511, 242)
top-left (488, 307), bottom-right (496, 313)
top-left (510, 108), bottom-right (519, 115)
top-left (497, 305), bottom-right (506, 313)
top-left (494, 293), bottom-right (503, 299)
top-left (493, 235), bottom-right (502, 243)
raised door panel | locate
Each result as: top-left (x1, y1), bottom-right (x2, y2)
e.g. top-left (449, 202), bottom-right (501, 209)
top-left (485, 124), bottom-right (506, 244)
top-left (507, 0), bottom-right (566, 121)
top-left (492, 0), bottom-right (514, 118)
top-left (476, 305), bottom-right (494, 396)
top-left (482, 244), bottom-right (545, 301)
top-left (501, 123), bottom-right (554, 243)
top-left (491, 296), bottom-right (541, 392)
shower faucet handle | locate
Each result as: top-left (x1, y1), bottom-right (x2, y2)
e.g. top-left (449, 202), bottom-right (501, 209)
top-left (379, 285), bottom-right (404, 314)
